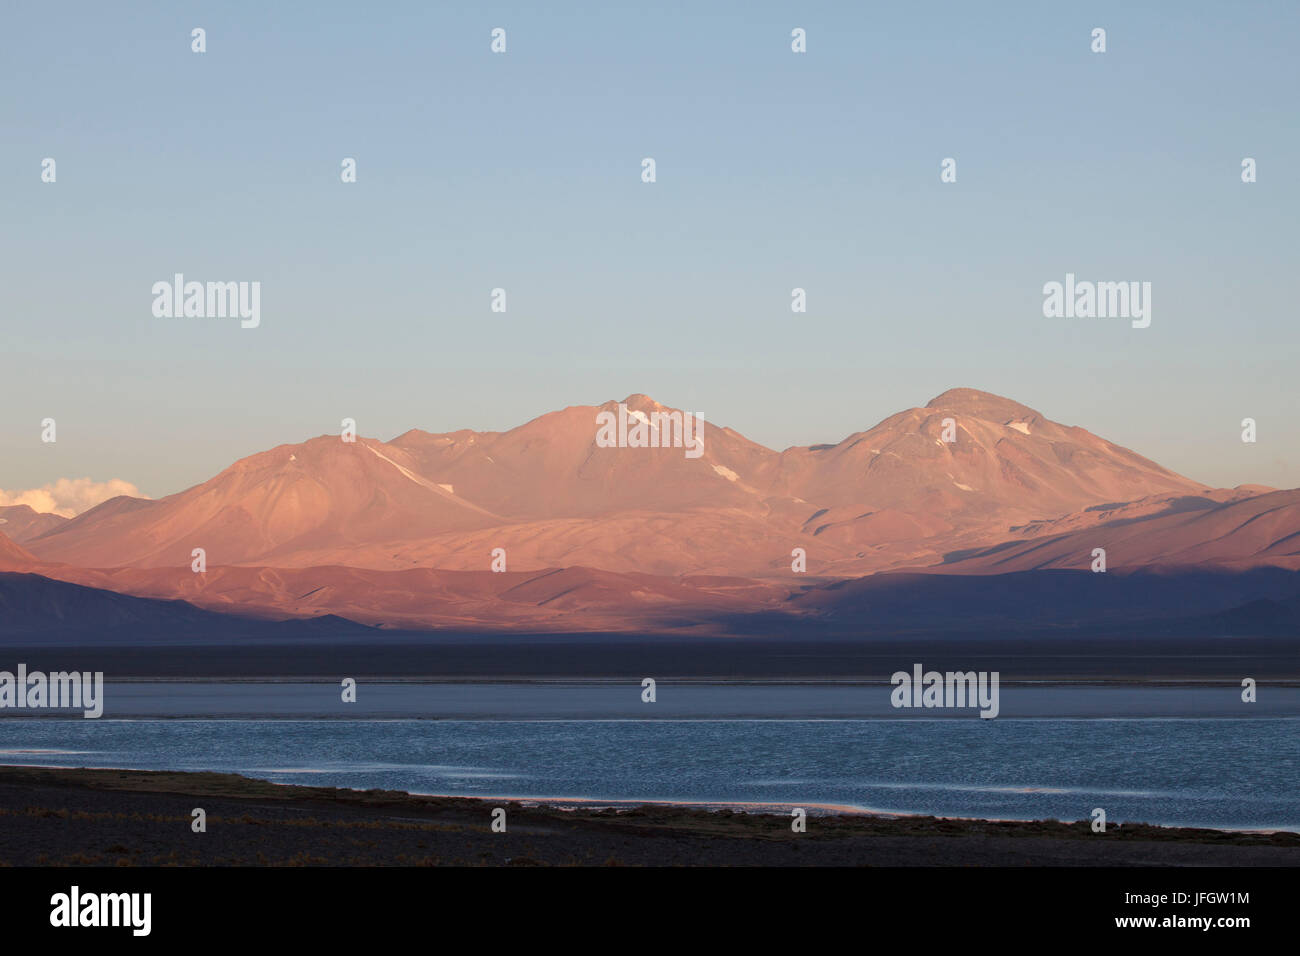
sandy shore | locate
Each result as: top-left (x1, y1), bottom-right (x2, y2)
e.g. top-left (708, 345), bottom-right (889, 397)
top-left (1, 765), bottom-right (1297, 867)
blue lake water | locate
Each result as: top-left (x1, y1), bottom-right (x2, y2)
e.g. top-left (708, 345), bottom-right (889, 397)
top-left (1, 682), bottom-right (1296, 831)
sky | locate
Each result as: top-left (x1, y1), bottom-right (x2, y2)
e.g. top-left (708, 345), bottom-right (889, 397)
top-left (2, 0), bottom-right (1296, 508)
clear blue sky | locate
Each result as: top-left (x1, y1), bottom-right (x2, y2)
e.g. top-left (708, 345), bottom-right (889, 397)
top-left (2, 0), bottom-right (1296, 501)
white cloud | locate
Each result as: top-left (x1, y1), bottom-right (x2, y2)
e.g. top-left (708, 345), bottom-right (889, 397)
top-left (0, 478), bottom-right (148, 518)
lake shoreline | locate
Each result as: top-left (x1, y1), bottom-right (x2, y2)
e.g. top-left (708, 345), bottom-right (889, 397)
top-left (5, 678), bottom-right (1297, 721)
top-left (2, 765), bottom-right (1297, 867)
top-left (3, 634), bottom-right (1296, 682)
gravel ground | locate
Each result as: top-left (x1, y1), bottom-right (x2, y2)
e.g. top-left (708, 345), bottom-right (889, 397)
top-left (1, 766), bottom-right (1297, 867)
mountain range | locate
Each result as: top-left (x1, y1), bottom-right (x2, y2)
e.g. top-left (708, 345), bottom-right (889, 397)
top-left (2, 388), bottom-right (1297, 635)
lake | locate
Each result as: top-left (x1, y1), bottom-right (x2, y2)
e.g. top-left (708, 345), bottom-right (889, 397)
top-left (2, 682), bottom-right (1296, 831)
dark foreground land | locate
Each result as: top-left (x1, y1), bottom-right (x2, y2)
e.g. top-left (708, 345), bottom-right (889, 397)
top-left (8, 633), bottom-right (1300, 680)
top-left (1, 766), bottom-right (1296, 867)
